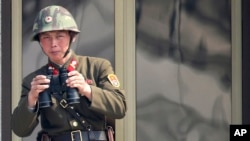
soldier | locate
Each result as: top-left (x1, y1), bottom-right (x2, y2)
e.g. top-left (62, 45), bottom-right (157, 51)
top-left (11, 5), bottom-right (126, 141)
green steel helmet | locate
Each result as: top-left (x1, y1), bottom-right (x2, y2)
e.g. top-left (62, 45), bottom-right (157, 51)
top-left (32, 5), bottom-right (80, 41)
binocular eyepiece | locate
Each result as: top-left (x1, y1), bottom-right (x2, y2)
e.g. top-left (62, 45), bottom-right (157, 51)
top-left (38, 67), bottom-right (80, 108)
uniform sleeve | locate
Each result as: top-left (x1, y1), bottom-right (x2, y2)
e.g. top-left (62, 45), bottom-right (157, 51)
top-left (11, 78), bottom-right (40, 137)
top-left (88, 59), bottom-right (127, 119)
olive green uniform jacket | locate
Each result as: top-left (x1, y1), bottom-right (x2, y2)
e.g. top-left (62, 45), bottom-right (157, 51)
top-left (11, 52), bottom-right (127, 137)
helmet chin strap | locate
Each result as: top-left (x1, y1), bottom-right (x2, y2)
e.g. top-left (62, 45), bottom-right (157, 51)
top-left (63, 47), bottom-right (70, 58)
top-left (63, 34), bottom-right (74, 58)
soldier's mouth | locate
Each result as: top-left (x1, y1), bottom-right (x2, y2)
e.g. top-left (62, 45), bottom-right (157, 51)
top-left (51, 51), bottom-right (60, 55)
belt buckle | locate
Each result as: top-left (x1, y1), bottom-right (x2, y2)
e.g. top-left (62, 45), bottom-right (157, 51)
top-left (60, 99), bottom-right (68, 108)
top-left (71, 130), bottom-right (82, 141)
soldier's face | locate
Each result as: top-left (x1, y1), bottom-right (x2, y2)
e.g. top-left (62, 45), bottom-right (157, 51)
top-left (39, 30), bottom-right (71, 64)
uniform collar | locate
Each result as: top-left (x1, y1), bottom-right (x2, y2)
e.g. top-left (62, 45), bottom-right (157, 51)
top-left (47, 50), bottom-right (78, 75)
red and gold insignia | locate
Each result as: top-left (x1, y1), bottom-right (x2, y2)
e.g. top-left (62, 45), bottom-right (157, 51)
top-left (67, 58), bottom-right (78, 72)
top-left (107, 74), bottom-right (120, 87)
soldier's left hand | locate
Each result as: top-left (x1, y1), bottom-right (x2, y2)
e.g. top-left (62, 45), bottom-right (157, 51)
top-left (66, 70), bottom-right (92, 100)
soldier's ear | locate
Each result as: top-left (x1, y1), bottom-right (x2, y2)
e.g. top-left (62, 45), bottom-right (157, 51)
top-left (33, 34), bottom-right (40, 42)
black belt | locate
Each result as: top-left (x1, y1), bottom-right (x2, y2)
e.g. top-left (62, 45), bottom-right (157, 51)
top-left (50, 130), bottom-right (107, 141)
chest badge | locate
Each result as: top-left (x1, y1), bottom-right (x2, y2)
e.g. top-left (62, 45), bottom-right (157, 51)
top-left (107, 74), bottom-right (120, 87)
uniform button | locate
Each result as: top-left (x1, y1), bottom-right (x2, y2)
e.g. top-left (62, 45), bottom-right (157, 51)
top-left (73, 121), bottom-right (78, 127)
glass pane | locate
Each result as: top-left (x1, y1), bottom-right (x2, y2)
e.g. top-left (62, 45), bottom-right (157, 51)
top-left (136, 0), bottom-right (231, 140)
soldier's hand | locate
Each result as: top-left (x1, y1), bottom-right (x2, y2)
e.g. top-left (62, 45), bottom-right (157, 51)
top-left (66, 70), bottom-right (92, 101)
top-left (28, 75), bottom-right (50, 107)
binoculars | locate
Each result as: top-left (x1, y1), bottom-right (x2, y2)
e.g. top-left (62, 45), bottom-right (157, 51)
top-left (38, 67), bottom-right (80, 108)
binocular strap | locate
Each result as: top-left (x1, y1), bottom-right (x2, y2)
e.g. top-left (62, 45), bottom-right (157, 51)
top-left (52, 94), bottom-right (96, 141)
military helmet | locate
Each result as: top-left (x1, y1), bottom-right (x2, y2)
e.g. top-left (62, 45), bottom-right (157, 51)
top-left (32, 5), bottom-right (80, 41)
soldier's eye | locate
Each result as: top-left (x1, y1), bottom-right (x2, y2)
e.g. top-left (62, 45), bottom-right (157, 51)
top-left (58, 35), bottom-right (64, 37)
top-left (42, 36), bottom-right (50, 39)
top-left (57, 36), bottom-right (63, 40)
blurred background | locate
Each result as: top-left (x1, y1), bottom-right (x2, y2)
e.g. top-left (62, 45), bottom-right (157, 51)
top-left (136, 0), bottom-right (231, 141)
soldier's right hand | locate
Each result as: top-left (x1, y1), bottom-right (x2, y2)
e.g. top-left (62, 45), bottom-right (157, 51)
top-left (28, 75), bottom-right (50, 107)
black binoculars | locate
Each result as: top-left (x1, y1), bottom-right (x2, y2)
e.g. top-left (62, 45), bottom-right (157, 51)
top-left (38, 67), bottom-right (80, 108)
